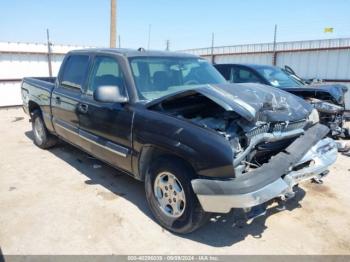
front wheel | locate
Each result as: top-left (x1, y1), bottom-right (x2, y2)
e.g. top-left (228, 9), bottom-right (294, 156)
top-left (145, 157), bottom-right (210, 234)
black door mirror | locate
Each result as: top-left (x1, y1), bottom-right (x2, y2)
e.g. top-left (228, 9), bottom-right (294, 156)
top-left (93, 85), bottom-right (128, 103)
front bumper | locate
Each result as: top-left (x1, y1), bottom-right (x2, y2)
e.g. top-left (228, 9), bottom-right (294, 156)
top-left (191, 125), bottom-right (337, 213)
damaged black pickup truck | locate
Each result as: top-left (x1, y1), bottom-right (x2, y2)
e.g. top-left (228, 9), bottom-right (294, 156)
top-left (21, 49), bottom-right (337, 233)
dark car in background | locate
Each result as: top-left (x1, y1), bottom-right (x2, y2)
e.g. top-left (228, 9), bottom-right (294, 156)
top-left (214, 63), bottom-right (349, 138)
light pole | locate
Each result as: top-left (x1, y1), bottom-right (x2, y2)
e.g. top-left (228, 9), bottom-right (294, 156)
top-left (147, 24), bottom-right (152, 50)
top-left (110, 0), bottom-right (117, 48)
top-left (211, 32), bottom-right (215, 64)
top-left (165, 40), bottom-right (170, 51)
top-left (46, 29), bottom-right (52, 77)
top-left (272, 24), bottom-right (278, 65)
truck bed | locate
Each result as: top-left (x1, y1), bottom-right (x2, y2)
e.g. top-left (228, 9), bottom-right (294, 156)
top-left (21, 77), bottom-right (57, 119)
top-left (22, 77), bottom-right (56, 92)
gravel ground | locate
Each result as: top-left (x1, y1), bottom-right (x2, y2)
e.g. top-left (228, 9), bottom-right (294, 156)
top-left (0, 107), bottom-right (350, 255)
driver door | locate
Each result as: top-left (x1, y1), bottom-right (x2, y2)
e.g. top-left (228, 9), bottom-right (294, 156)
top-left (77, 55), bottom-right (133, 172)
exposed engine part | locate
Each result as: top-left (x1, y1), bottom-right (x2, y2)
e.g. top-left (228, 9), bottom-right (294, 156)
top-left (233, 128), bottom-right (305, 167)
top-left (190, 116), bottom-right (228, 131)
top-left (229, 136), bottom-right (243, 154)
top-left (189, 113), bottom-right (309, 170)
top-left (305, 97), bottom-right (347, 138)
top-left (320, 112), bottom-right (344, 137)
top-left (241, 160), bottom-right (260, 169)
top-left (234, 164), bottom-right (246, 177)
top-left (152, 91), bottom-right (315, 174)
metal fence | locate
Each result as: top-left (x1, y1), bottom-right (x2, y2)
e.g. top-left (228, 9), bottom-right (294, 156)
top-left (1, 39), bottom-right (350, 107)
top-left (0, 42), bottom-right (93, 106)
top-left (184, 38), bottom-right (350, 81)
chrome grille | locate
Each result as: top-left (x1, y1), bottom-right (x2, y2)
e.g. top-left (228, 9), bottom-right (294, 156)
top-left (273, 123), bottom-right (284, 132)
top-left (247, 120), bottom-right (306, 138)
top-left (246, 124), bottom-right (270, 138)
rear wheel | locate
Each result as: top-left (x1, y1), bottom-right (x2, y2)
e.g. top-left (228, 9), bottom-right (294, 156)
top-left (145, 156), bottom-right (210, 234)
top-left (31, 110), bottom-right (57, 149)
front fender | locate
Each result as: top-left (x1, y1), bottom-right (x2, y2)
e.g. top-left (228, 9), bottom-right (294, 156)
top-left (132, 109), bottom-right (235, 179)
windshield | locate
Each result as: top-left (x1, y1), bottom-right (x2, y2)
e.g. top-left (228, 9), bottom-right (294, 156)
top-left (255, 66), bottom-right (303, 88)
top-left (129, 57), bottom-right (226, 101)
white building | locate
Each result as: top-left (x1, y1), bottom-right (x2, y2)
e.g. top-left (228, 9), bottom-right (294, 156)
top-left (0, 42), bottom-right (94, 107)
top-left (1, 38), bottom-right (350, 107)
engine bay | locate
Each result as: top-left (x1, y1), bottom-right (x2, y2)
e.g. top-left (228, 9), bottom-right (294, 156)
top-left (150, 93), bottom-right (305, 175)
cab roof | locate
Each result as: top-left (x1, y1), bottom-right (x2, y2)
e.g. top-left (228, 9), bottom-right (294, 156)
top-left (69, 48), bottom-right (198, 58)
top-left (216, 63), bottom-right (278, 70)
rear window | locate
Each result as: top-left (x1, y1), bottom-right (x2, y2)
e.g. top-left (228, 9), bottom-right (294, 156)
top-left (60, 55), bottom-right (89, 89)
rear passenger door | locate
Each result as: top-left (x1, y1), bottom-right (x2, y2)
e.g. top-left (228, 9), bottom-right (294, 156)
top-left (51, 54), bottom-right (90, 146)
top-left (77, 55), bottom-right (133, 172)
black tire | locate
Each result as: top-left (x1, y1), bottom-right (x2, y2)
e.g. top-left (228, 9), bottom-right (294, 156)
top-left (145, 156), bottom-right (210, 234)
top-left (31, 110), bottom-right (57, 149)
top-left (343, 127), bottom-right (350, 139)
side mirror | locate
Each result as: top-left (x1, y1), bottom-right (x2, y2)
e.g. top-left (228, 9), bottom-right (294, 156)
top-left (93, 85), bottom-right (128, 103)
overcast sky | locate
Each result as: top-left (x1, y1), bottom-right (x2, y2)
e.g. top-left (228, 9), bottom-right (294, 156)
top-left (1, 0), bottom-right (349, 50)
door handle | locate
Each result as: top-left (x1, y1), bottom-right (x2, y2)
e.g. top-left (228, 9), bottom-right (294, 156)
top-left (78, 103), bottom-right (89, 114)
top-left (55, 96), bottom-right (61, 103)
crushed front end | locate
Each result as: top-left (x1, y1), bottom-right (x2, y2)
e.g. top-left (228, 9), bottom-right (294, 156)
top-left (148, 83), bottom-right (338, 214)
top-left (307, 97), bottom-right (346, 138)
top-left (191, 123), bottom-right (337, 213)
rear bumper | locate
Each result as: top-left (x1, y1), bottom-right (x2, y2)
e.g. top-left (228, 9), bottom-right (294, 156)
top-left (191, 125), bottom-right (337, 213)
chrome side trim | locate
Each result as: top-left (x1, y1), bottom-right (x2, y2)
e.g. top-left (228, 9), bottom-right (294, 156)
top-left (53, 118), bottom-right (79, 133)
top-left (54, 120), bottom-right (129, 158)
top-left (78, 130), bottom-right (128, 158)
top-left (55, 122), bottom-right (79, 135)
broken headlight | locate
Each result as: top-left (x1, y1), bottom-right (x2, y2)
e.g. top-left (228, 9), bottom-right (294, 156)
top-left (311, 100), bottom-right (343, 114)
top-left (307, 109), bottom-right (320, 125)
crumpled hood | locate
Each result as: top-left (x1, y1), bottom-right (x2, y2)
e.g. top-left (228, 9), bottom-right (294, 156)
top-left (146, 83), bottom-right (313, 123)
top-left (283, 83), bottom-right (346, 105)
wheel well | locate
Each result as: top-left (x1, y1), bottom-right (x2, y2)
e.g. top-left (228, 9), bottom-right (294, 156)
top-left (28, 101), bottom-right (41, 116)
top-left (138, 146), bottom-right (196, 181)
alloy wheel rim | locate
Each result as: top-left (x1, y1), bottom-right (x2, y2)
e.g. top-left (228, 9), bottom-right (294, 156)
top-left (153, 172), bottom-right (186, 218)
top-left (34, 117), bottom-right (45, 144)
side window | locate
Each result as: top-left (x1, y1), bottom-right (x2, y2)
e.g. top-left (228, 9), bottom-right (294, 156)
top-left (87, 56), bottom-right (126, 95)
top-left (215, 65), bottom-right (231, 80)
top-left (231, 67), bottom-right (262, 84)
top-left (60, 55), bottom-right (89, 89)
